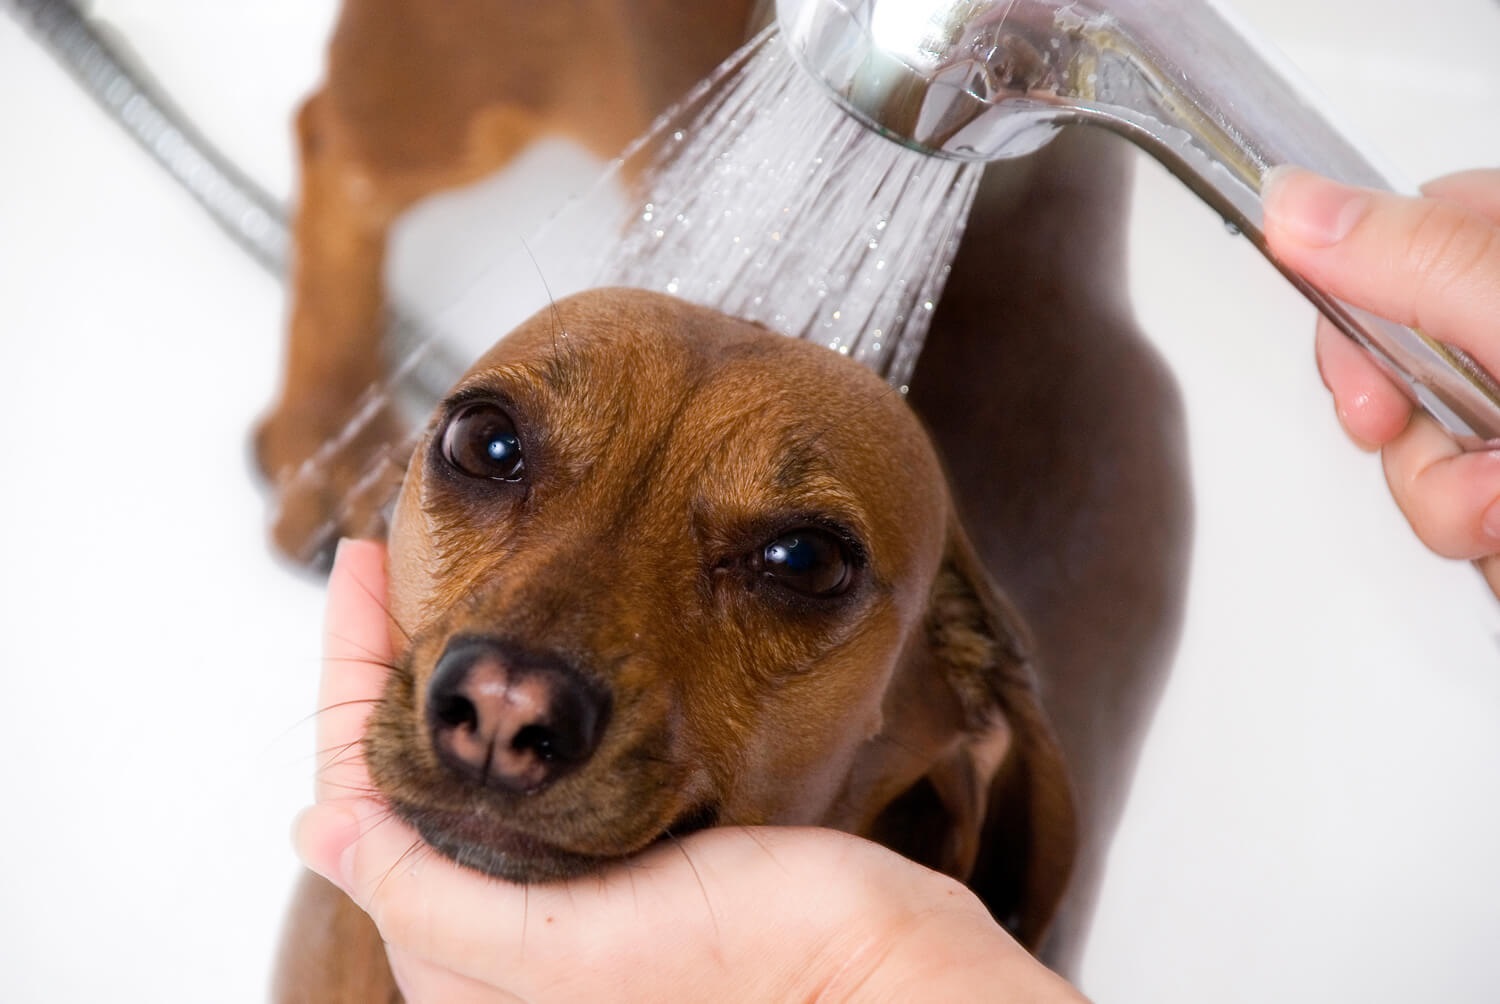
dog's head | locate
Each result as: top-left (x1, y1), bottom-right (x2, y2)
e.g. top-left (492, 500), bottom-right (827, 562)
top-left (370, 288), bottom-right (1074, 944)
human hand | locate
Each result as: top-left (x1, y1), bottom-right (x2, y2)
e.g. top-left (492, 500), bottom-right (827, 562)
top-left (1264, 166), bottom-right (1500, 596)
top-left (294, 539), bottom-right (1085, 1003)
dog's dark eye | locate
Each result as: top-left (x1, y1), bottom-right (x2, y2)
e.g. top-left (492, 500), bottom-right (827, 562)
top-left (760, 529), bottom-right (852, 597)
top-left (441, 402), bottom-right (525, 481)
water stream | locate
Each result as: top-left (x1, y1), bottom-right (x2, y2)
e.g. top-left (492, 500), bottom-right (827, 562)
top-left (594, 29), bottom-right (982, 389)
top-left (281, 27), bottom-right (983, 557)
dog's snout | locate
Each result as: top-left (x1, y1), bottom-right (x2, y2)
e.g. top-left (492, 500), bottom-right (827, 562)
top-left (426, 637), bottom-right (610, 794)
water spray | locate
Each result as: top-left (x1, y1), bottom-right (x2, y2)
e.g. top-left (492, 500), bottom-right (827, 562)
top-left (772, 0), bottom-right (1500, 448)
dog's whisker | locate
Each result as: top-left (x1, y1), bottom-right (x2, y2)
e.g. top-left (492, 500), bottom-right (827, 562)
top-left (321, 652), bottom-right (406, 676)
top-left (322, 628), bottom-right (406, 669)
top-left (710, 812), bottom-right (790, 876)
top-left (665, 835), bottom-right (721, 941)
top-left (322, 788), bottom-right (384, 806)
top-left (342, 573), bottom-right (417, 648)
top-left (520, 236), bottom-right (565, 358)
top-left (366, 823), bottom-right (428, 901)
top-left (315, 757), bottom-right (374, 785)
top-left (314, 755), bottom-right (371, 780)
top-left (519, 883), bottom-right (530, 959)
top-left (315, 772), bottom-right (382, 794)
top-left (297, 698), bottom-right (384, 737)
top-left (313, 736), bottom-right (366, 763)
top-left (623, 856), bottom-right (642, 922)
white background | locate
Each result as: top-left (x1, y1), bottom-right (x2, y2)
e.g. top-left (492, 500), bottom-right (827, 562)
top-left (1, 1), bottom-right (1497, 1000)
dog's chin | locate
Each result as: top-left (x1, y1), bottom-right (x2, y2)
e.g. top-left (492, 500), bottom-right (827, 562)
top-left (395, 801), bottom-right (722, 882)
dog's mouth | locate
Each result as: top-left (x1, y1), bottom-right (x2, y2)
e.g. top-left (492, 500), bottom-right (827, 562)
top-left (394, 799), bottom-right (722, 882)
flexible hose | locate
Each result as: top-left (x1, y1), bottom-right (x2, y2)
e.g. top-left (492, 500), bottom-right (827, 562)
top-left (3, 0), bottom-right (464, 400)
top-left (4, 0), bottom-right (290, 272)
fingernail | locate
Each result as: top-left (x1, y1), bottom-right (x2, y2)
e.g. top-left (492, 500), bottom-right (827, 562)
top-left (1263, 166), bottom-right (1371, 247)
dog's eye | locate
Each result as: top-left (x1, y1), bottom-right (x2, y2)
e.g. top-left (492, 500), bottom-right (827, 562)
top-left (441, 402), bottom-right (525, 481)
top-left (760, 529), bottom-right (852, 597)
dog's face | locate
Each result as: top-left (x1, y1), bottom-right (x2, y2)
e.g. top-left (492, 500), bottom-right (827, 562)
top-left (371, 288), bottom-right (1073, 941)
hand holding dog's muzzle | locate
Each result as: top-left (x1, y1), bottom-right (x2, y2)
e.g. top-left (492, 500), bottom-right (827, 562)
top-left (294, 540), bottom-right (1085, 1003)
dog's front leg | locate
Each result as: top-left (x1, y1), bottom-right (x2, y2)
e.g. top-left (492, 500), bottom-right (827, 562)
top-left (273, 871), bottom-right (400, 1003)
top-left (255, 91), bottom-right (406, 565)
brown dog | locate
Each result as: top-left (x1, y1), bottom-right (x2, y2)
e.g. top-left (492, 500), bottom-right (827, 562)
top-left (269, 0), bottom-right (1192, 993)
top-left (276, 288), bottom-right (1077, 1000)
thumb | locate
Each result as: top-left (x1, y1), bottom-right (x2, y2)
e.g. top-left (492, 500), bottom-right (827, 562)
top-left (1263, 166), bottom-right (1500, 370)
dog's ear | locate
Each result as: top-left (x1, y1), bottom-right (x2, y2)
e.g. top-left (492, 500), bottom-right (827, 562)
top-left (864, 520), bottom-right (1076, 950)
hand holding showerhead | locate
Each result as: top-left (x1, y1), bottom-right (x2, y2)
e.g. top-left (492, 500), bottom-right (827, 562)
top-left (1265, 166), bottom-right (1500, 593)
top-left (775, 0), bottom-right (1500, 449)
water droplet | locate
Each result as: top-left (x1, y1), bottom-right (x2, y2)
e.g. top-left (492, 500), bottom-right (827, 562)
top-left (672, 130), bottom-right (685, 142)
top-left (1224, 220), bottom-right (1242, 236)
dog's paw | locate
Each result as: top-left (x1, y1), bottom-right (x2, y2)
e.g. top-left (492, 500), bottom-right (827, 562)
top-left (254, 402), bottom-right (409, 570)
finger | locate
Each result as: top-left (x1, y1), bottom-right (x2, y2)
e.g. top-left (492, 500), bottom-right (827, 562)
top-left (293, 802), bottom-right (375, 893)
top-left (1424, 169), bottom-right (1500, 225)
top-left (317, 538), bottom-right (392, 804)
top-left (1382, 414), bottom-right (1500, 560)
top-left (1314, 314), bottom-right (1413, 449)
top-left (340, 821), bottom-right (788, 996)
top-left (1264, 167), bottom-right (1500, 369)
top-left (338, 821), bottom-right (931, 999)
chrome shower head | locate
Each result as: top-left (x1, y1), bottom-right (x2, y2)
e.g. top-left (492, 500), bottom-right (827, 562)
top-left (776, 0), bottom-right (1500, 448)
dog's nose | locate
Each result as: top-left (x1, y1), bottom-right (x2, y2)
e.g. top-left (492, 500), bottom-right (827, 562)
top-left (425, 637), bottom-right (610, 794)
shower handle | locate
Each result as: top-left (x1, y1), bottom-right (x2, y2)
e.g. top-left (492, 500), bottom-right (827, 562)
top-left (776, 0), bottom-right (1500, 448)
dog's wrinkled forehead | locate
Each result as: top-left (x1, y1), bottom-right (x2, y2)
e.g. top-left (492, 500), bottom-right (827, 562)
top-left (386, 288), bottom-right (953, 653)
top-left (452, 288), bottom-right (949, 559)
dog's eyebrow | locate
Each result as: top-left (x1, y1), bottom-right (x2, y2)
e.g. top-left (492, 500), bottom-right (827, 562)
top-left (765, 436), bottom-right (874, 538)
top-left (772, 438), bottom-right (829, 492)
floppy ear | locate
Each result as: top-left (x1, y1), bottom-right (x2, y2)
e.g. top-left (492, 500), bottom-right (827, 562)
top-left (863, 520), bottom-right (1077, 950)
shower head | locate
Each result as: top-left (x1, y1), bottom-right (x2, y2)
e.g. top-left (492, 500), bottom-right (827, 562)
top-left (775, 0), bottom-right (1500, 449)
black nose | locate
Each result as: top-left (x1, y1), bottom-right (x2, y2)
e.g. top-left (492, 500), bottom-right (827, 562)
top-left (425, 637), bottom-right (610, 794)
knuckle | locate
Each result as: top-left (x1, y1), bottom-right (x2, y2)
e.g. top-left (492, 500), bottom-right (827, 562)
top-left (1384, 449), bottom-right (1494, 560)
top-left (1382, 451), bottom-right (1458, 558)
top-left (1408, 202), bottom-right (1500, 312)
